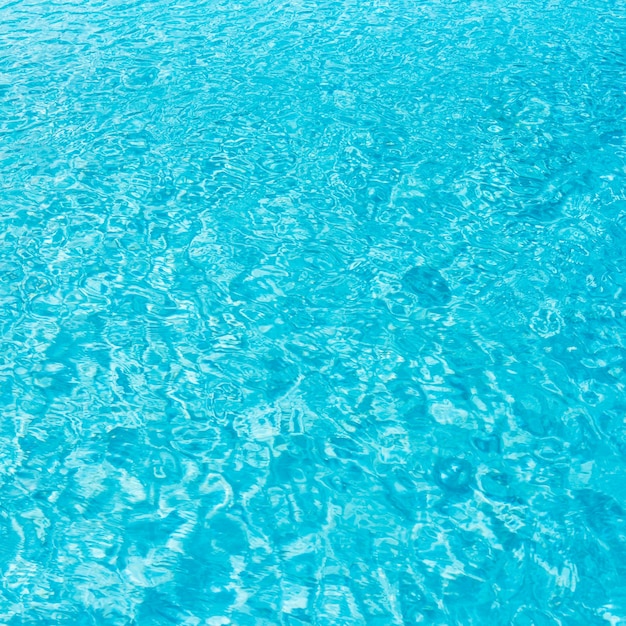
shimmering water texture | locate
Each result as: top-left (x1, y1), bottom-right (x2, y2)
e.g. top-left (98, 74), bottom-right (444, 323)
top-left (1, 0), bottom-right (626, 623)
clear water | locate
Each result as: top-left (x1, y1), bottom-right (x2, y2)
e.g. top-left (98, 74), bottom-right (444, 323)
top-left (1, 0), bottom-right (626, 623)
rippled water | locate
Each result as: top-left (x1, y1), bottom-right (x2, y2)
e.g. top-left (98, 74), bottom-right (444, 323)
top-left (1, 0), bottom-right (626, 623)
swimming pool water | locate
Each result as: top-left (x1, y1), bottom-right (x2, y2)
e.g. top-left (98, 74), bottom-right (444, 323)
top-left (1, 0), bottom-right (626, 623)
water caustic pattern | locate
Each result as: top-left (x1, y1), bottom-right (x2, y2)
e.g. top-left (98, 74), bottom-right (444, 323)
top-left (1, 0), bottom-right (626, 622)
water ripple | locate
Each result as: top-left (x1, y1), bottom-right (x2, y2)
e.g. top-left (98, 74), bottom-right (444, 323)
top-left (2, 0), bottom-right (626, 622)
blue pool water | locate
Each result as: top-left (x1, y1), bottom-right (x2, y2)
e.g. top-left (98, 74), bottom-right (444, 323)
top-left (1, 0), bottom-right (626, 623)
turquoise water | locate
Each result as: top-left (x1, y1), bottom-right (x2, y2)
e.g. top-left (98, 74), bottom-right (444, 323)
top-left (2, 0), bottom-right (626, 623)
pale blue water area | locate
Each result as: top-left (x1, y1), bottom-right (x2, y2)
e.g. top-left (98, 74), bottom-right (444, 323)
top-left (1, 0), bottom-right (626, 623)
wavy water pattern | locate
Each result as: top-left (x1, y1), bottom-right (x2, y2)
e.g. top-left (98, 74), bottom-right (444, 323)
top-left (1, 0), bottom-right (626, 623)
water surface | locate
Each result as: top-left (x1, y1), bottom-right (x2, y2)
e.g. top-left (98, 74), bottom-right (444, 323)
top-left (1, 0), bottom-right (626, 623)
